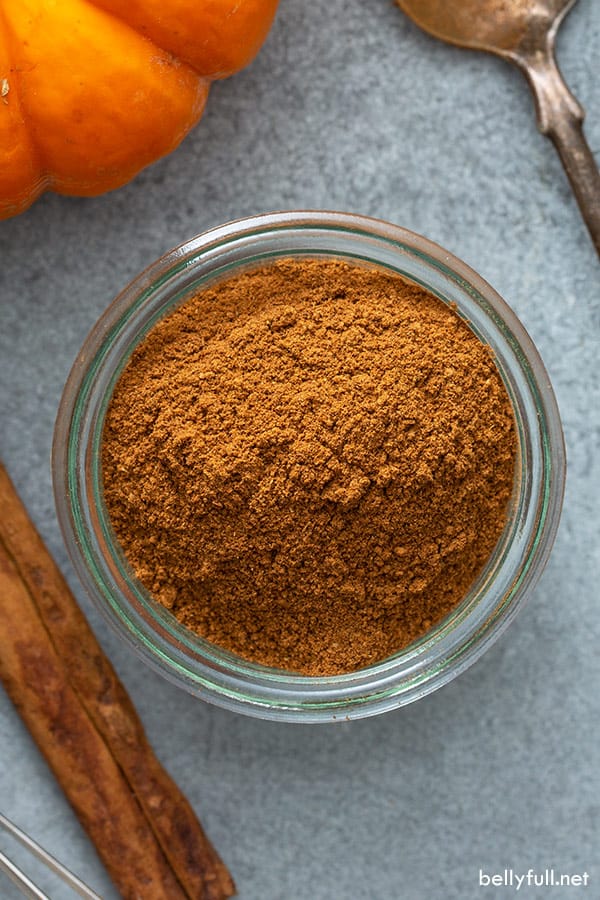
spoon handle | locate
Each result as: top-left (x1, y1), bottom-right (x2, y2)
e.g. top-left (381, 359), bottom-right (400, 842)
top-left (518, 46), bottom-right (600, 258)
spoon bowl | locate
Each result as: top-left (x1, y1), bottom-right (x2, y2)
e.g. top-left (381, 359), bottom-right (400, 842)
top-left (396, 0), bottom-right (575, 55)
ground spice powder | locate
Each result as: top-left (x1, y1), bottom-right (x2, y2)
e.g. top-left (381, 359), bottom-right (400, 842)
top-left (102, 259), bottom-right (517, 676)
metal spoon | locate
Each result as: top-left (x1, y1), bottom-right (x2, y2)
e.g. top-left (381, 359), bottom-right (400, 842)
top-left (396, 0), bottom-right (600, 257)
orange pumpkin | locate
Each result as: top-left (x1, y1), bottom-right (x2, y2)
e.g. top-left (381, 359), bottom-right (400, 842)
top-left (0, 0), bottom-right (279, 219)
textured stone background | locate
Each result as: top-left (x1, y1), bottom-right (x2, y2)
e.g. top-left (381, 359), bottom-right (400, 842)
top-left (1, 1), bottom-right (598, 898)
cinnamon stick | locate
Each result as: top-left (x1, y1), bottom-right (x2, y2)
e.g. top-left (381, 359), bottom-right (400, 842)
top-left (0, 462), bottom-right (235, 900)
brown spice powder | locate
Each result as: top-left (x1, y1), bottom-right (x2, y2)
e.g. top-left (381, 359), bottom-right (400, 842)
top-left (102, 259), bottom-right (517, 676)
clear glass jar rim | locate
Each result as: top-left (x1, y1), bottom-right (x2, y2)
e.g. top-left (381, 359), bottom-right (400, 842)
top-left (53, 211), bottom-right (566, 722)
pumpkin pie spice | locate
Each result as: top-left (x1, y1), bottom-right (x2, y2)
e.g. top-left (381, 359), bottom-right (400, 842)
top-left (102, 259), bottom-right (516, 675)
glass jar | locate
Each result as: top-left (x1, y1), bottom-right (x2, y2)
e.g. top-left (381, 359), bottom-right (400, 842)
top-left (52, 211), bottom-right (565, 723)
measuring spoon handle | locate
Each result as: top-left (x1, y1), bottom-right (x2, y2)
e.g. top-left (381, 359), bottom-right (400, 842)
top-left (518, 45), bottom-right (600, 258)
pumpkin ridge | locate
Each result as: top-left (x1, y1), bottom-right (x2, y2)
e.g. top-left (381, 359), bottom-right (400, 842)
top-left (80, 0), bottom-right (206, 84)
top-left (85, 0), bottom-right (280, 78)
top-left (82, 0), bottom-right (191, 70)
top-left (0, 5), bottom-right (48, 216)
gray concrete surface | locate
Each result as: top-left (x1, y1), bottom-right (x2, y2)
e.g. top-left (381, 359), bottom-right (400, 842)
top-left (1, 1), bottom-right (599, 898)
